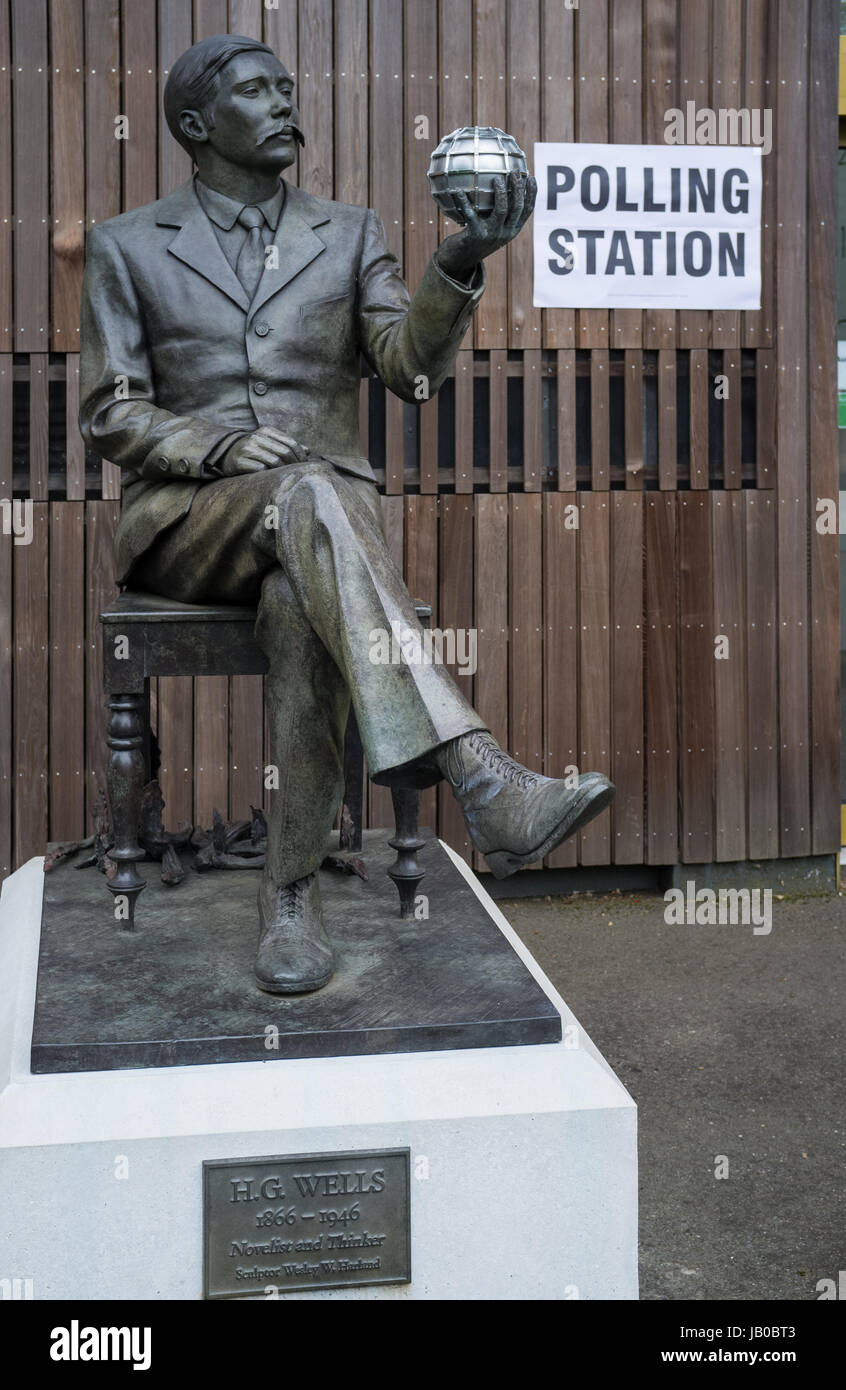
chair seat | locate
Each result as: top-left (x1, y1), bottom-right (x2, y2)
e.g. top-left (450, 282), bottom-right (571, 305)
top-left (101, 590), bottom-right (259, 625)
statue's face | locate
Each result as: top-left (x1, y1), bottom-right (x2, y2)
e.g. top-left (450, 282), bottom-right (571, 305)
top-left (185, 51), bottom-right (300, 171)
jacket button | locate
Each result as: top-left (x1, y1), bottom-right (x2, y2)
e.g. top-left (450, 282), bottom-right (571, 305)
top-left (254, 321), bottom-right (270, 336)
top-left (157, 457), bottom-right (169, 472)
top-left (253, 381), bottom-right (268, 395)
top-left (177, 458), bottom-right (190, 474)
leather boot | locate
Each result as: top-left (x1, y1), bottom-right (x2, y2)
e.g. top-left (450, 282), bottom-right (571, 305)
top-left (436, 730), bottom-right (615, 878)
top-left (255, 872), bottom-right (335, 994)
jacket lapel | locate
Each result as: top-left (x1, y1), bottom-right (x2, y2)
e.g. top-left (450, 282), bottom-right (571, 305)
top-left (246, 182), bottom-right (330, 324)
top-left (156, 179), bottom-right (252, 313)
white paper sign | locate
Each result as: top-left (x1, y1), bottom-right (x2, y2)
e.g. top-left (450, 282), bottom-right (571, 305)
top-left (533, 142), bottom-right (761, 310)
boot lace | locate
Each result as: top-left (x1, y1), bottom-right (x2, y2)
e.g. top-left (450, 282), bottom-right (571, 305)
top-left (277, 873), bottom-right (313, 919)
top-left (467, 732), bottom-right (538, 790)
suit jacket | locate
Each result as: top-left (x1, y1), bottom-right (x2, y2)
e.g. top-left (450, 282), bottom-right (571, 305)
top-left (78, 177), bottom-right (485, 584)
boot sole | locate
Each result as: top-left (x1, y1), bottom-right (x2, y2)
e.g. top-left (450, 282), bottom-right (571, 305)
top-left (483, 779), bottom-right (616, 880)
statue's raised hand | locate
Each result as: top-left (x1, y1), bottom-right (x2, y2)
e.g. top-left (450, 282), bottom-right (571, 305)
top-left (436, 170), bottom-right (537, 283)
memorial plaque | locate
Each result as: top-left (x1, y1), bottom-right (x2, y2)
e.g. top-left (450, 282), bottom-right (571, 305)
top-left (203, 1149), bottom-right (411, 1298)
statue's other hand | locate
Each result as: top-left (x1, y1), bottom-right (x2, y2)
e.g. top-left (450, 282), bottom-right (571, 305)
top-left (436, 171), bottom-right (537, 282)
top-left (220, 428), bottom-right (310, 475)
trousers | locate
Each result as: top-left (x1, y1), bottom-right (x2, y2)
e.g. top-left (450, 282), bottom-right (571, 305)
top-left (129, 460), bottom-right (486, 887)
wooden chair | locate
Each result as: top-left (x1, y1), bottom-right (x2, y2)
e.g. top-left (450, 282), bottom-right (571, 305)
top-left (100, 591), bottom-right (429, 929)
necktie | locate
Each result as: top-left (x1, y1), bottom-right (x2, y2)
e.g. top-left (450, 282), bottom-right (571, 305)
top-left (235, 206), bottom-right (266, 298)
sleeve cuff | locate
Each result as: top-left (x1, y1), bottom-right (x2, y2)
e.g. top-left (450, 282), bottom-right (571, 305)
top-left (432, 255), bottom-right (486, 300)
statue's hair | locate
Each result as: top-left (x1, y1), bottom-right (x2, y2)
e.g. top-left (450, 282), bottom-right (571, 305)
top-left (163, 34), bottom-right (275, 157)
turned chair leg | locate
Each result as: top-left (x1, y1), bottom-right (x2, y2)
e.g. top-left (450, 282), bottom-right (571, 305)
top-left (105, 690), bottom-right (147, 930)
top-left (388, 785), bottom-right (426, 918)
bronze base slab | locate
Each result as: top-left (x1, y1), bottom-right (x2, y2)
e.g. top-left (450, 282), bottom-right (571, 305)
top-left (32, 829), bottom-right (561, 1073)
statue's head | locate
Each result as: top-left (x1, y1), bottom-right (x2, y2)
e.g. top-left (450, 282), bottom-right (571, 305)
top-left (164, 34), bottom-right (303, 174)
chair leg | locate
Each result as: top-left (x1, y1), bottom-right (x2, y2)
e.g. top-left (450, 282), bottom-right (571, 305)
top-left (388, 786), bottom-right (425, 918)
top-left (105, 691), bottom-right (147, 930)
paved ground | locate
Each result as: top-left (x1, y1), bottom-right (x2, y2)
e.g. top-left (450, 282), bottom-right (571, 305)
top-left (501, 886), bottom-right (845, 1301)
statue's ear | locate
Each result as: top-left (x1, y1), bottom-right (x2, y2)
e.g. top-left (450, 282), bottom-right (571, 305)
top-left (178, 108), bottom-right (209, 147)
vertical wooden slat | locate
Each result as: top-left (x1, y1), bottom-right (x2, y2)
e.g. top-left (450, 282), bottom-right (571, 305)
top-left (689, 348), bottom-right (709, 489)
top-left (335, 0), bottom-right (368, 206)
top-left (49, 504), bottom-right (85, 841)
top-left (678, 0), bottom-right (711, 352)
top-left (508, 494), bottom-right (542, 869)
top-left (523, 348), bottom-right (542, 491)
top-left (776, 0), bottom-right (811, 858)
top-left (711, 0), bottom-right (742, 347)
top-left (745, 491), bottom-right (778, 859)
top-left (643, 0), bottom-right (677, 349)
top-left (298, 0), bottom-right (333, 198)
top-left (678, 494), bottom-right (713, 862)
top-left (506, 0), bottom-right (541, 348)
top-left (65, 355), bottom-right (86, 500)
top-left (0, 4), bottom-right (11, 356)
top-left (85, 500), bottom-right (119, 830)
top-left (658, 349), bottom-right (677, 489)
top-left (50, 0), bottom-right (85, 357)
top-left (712, 492), bottom-right (747, 861)
top-left (578, 493), bottom-right (611, 864)
top-left (404, 494), bottom-right (438, 832)
top-left (474, 492), bottom-right (509, 870)
top-left (489, 348), bottom-right (508, 491)
top-left (744, 0), bottom-right (776, 348)
top-left (229, 0), bottom-right (263, 38)
top-left (158, 0), bottom-right (193, 195)
top-left (194, 673), bottom-right (230, 828)
top-left (157, 677), bottom-right (195, 829)
top-left (454, 350), bottom-right (474, 493)
top-left (29, 354), bottom-right (49, 499)
top-left (575, 0), bottom-right (609, 350)
top-left (193, 0), bottom-right (228, 39)
top-left (646, 493), bottom-right (677, 864)
top-left (756, 349), bottom-right (775, 487)
top-left (123, 0), bottom-right (158, 210)
top-left (808, 0), bottom-right (840, 855)
top-left (623, 349), bottom-right (643, 488)
top-left (12, 0), bottom-right (49, 353)
top-left (556, 349), bottom-right (577, 489)
top-left (438, 495), bottom-right (475, 860)
top-left (86, 0), bottom-right (121, 499)
top-left (722, 351), bottom-right (742, 489)
top-left (473, 0), bottom-right (507, 347)
top-left (612, 492), bottom-right (644, 863)
top-left (13, 503), bottom-right (49, 865)
top-left (404, 0), bottom-right (438, 296)
top-left (543, 492), bottom-right (578, 868)
top-left (438, 0), bottom-right (474, 365)
top-left (590, 349), bottom-right (609, 488)
top-left (540, 0), bottom-right (575, 350)
top-left (229, 675), bottom-right (263, 822)
top-left (610, 0), bottom-right (642, 349)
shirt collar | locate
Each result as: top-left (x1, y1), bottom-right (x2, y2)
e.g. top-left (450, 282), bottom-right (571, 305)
top-left (194, 176), bottom-right (286, 232)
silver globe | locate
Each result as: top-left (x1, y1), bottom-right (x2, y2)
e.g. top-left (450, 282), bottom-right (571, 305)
top-left (427, 126), bottom-right (528, 224)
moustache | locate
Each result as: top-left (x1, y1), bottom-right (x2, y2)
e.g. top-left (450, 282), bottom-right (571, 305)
top-left (257, 122), bottom-right (305, 148)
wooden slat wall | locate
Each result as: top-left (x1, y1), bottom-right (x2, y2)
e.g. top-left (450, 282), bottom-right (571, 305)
top-left (0, 0), bottom-right (839, 879)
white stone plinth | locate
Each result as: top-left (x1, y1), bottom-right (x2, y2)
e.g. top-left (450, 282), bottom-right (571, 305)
top-left (0, 845), bottom-right (637, 1300)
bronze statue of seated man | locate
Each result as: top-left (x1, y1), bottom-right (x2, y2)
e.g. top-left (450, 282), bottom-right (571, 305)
top-left (79, 34), bottom-right (614, 994)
